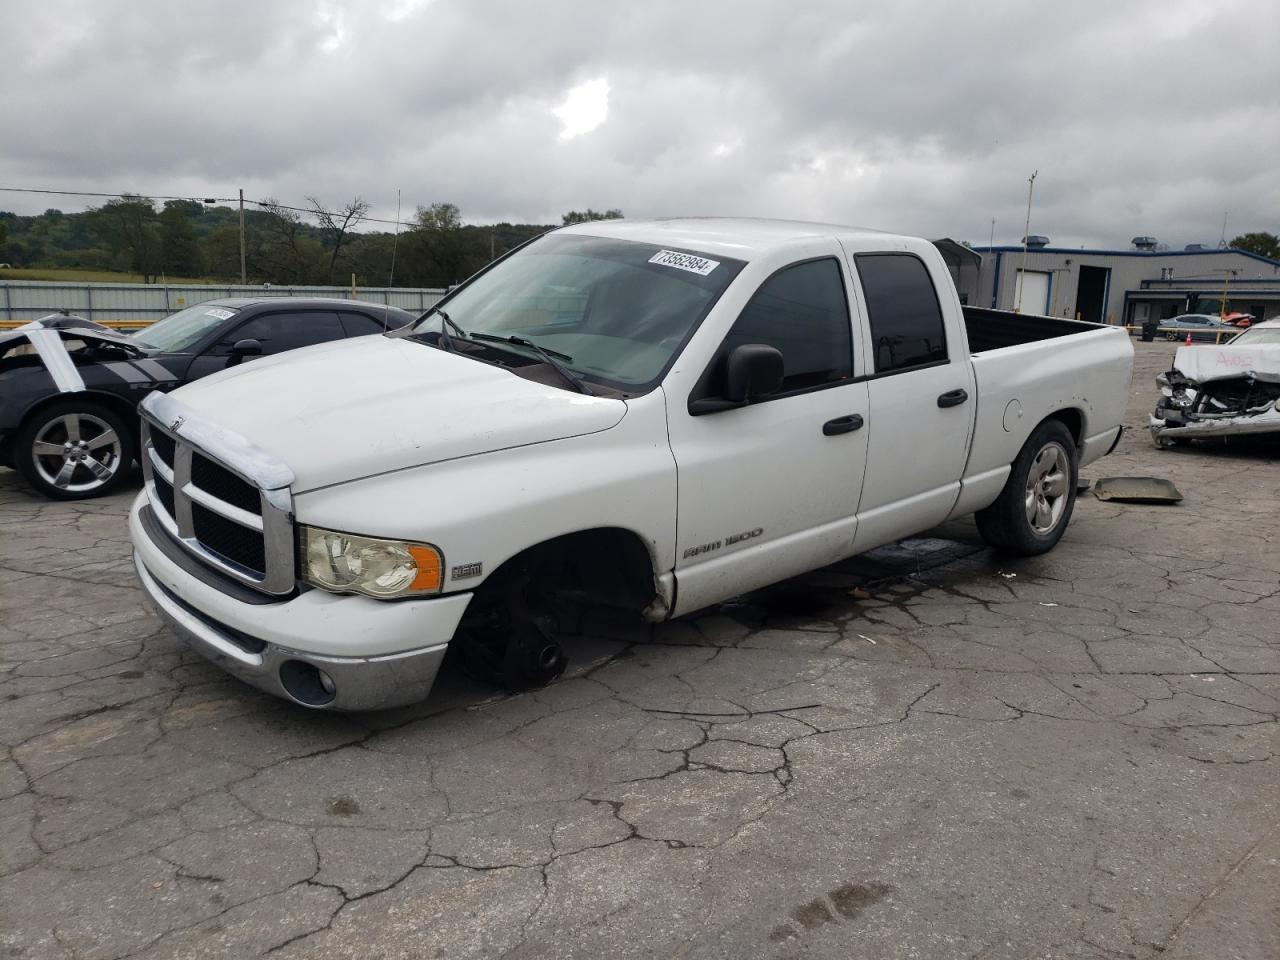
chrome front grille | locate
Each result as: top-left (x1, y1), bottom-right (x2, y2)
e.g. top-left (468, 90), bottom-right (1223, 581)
top-left (139, 392), bottom-right (295, 596)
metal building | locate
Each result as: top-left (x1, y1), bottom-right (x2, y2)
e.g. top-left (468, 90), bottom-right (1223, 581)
top-left (966, 239), bottom-right (1280, 326)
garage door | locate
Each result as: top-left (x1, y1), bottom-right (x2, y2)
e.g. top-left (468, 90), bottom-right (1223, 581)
top-left (1014, 269), bottom-right (1051, 315)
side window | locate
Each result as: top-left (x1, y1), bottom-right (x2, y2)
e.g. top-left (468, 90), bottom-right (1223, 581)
top-left (223, 311), bottom-right (344, 355)
top-left (722, 258), bottom-right (853, 393)
top-left (339, 312), bottom-right (392, 337)
top-left (855, 254), bottom-right (948, 374)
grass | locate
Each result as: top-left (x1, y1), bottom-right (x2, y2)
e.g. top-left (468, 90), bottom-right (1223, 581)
top-left (0, 267), bottom-right (222, 284)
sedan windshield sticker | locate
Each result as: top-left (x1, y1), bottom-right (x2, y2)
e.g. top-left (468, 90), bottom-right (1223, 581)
top-left (204, 307), bottom-right (235, 321)
top-left (649, 249), bottom-right (720, 276)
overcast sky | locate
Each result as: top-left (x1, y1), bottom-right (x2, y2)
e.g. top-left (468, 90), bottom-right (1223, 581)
top-left (2, 0), bottom-right (1277, 247)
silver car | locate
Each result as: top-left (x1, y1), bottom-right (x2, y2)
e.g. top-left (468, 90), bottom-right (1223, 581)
top-left (1160, 313), bottom-right (1230, 342)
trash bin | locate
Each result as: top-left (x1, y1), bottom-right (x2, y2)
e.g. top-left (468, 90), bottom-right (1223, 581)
top-left (1141, 320), bottom-right (1158, 342)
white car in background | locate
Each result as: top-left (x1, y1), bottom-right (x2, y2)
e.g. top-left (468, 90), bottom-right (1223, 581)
top-left (1152, 318), bottom-right (1280, 445)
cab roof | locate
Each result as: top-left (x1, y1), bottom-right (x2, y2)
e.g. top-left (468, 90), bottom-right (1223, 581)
top-left (557, 217), bottom-right (900, 261)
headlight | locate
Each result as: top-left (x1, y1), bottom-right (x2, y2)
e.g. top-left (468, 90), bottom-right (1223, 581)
top-left (301, 526), bottom-right (443, 599)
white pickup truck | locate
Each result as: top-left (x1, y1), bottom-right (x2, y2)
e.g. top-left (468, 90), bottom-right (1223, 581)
top-left (130, 219), bottom-right (1133, 710)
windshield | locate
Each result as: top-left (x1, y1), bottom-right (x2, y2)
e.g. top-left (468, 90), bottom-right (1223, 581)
top-left (407, 234), bottom-right (746, 390)
top-left (132, 303), bottom-right (239, 352)
top-left (1229, 326), bottom-right (1280, 346)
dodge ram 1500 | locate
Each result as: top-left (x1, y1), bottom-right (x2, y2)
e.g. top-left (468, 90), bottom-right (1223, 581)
top-left (129, 218), bottom-right (1134, 709)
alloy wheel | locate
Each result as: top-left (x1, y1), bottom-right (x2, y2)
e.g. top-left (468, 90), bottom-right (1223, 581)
top-left (31, 413), bottom-right (123, 493)
top-left (1024, 441), bottom-right (1070, 535)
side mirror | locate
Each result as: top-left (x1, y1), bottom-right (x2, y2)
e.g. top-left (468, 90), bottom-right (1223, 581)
top-left (227, 338), bottom-right (262, 365)
top-left (689, 343), bottom-right (784, 414)
top-left (726, 343), bottom-right (784, 403)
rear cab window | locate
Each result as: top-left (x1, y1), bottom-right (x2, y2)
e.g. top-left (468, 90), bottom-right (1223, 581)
top-left (854, 253), bottom-right (948, 374)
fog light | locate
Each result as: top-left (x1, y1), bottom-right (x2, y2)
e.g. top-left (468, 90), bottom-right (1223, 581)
top-left (279, 660), bottom-right (337, 707)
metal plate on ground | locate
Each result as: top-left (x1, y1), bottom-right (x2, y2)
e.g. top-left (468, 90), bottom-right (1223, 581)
top-left (1093, 477), bottom-right (1183, 504)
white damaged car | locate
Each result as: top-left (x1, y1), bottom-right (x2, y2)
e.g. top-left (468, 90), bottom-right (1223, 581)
top-left (1151, 318), bottom-right (1280, 446)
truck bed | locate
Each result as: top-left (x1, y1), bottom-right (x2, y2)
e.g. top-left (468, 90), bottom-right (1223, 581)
top-left (963, 306), bottom-right (1103, 353)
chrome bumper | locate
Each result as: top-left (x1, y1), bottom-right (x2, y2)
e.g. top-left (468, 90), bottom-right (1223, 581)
top-left (134, 552), bottom-right (448, 711)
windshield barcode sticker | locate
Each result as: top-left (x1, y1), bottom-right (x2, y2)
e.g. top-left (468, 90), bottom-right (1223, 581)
top-left (649, 249), bottom-right (720, 276)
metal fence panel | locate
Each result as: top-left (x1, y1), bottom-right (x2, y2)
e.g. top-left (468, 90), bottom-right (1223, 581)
top-left (0, 281), bottom-right (447, 325)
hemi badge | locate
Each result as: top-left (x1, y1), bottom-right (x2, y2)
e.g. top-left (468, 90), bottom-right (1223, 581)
top-left (451, 562), bottom-right (483, 580)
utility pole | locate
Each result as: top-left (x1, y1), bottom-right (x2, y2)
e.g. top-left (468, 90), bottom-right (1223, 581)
top-left (989, 218), bottom-right (995, 249)
top-left (1217, 268), bottom-right (1237, 319)
top-left (1015, 170), bottom-right (1038, 313)
top-left (238, 188), bottom-right (247, 285)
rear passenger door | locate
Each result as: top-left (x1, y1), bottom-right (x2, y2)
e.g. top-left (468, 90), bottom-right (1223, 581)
top-left (846, 251), bottom-right (976, 552)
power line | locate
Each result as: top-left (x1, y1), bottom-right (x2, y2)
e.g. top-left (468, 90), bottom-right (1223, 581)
top-left (0, 185), bottom-right (418, 228)
top-left (0, 185), bottom-right (237, 203)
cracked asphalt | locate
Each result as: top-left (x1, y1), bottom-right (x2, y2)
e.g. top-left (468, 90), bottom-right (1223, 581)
top-left (2, 340), bottom-right (1277, 960)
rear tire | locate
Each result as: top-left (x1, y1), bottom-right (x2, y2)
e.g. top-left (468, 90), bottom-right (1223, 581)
top-left (975, 419), bottom-right (1078, 556)
top-left (15, 400), bottom-right (135, 501)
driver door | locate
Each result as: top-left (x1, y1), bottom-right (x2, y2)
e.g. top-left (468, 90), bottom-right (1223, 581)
top-left (666, 256), bottom-right (870, 615)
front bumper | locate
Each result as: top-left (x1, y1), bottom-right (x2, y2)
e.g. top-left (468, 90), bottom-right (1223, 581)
top-left (1150, 409), bottom-right (1280, 444)
top-left (130, 493), bottom-right (473, 710)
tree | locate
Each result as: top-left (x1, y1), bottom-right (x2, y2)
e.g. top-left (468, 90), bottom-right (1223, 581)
top-left (204, 224), bottom-right (245, 280)
top-left (307, 196), bottom-right (370, 283)
top-left (410, 202), bottom-right (468, 284)
top-left (258, 199), bottom-right (325, 283)
top-left (90, 196), bottom-right (161, 281)
top-left (1229, 231), bottom-right (1280, 260)
top-left (561, 208), bottom-right (624, 225)
top-left (159, 201), bottom-right (201, 278)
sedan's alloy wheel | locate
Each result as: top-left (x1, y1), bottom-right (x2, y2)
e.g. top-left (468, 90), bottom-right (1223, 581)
top-left (31, 413), bottom-right (123, 493)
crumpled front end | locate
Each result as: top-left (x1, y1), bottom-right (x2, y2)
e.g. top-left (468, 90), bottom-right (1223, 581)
top-left (1150, 366), bottom-right (1280, 446)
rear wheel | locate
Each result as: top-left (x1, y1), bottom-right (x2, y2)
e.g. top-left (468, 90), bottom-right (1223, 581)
top-left (975, 420), bottom-right (1078, 556)
top-left (15, 401), bottom-right (135, 501)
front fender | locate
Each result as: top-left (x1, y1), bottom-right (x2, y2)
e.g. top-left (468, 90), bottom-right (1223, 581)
top-left (292, 391), bottom-right (677, 596)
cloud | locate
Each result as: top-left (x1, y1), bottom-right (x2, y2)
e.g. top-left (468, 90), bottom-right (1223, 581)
top-left (1, 0), bottom-right (1277, 246)
top-left (553, 77), bottom-right (610, 140)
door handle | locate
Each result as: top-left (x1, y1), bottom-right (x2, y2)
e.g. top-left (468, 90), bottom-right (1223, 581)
top-left (937, 388), bottom-right (969, 408)
top-left (823, 414), bottom-right (864, 436)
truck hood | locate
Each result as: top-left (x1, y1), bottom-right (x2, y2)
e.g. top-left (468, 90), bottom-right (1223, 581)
top-left (168, 335), bottom-right (627, 491)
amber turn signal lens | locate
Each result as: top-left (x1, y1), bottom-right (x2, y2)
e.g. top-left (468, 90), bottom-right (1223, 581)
top-left (407, 545), bottom-right (443, 592)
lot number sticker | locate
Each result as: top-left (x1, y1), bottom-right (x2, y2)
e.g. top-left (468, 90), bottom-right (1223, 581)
top-left (649, 249), bottom-right (720, 276)
top-left (204, 308), bottom-right (235, 320)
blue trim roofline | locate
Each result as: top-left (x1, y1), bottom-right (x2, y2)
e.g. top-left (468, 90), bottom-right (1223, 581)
top-left (1128, 288), bottom-right (1280, 297)
top-left (1143, 277), bottom-right (1280, 285)
top-left (972, 246), bottom-right (1280, 266)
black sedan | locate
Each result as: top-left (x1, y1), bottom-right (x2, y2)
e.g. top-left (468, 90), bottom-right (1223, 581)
top-left (0, 298), bottom-right (415, 499)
